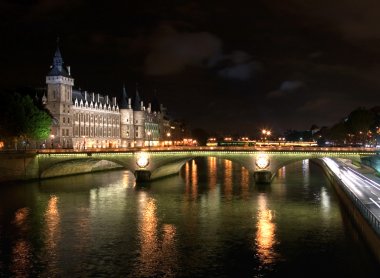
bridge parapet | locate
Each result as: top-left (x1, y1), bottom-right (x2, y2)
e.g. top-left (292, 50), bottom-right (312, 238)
top-left (0, 147), bottom-right (376, 183)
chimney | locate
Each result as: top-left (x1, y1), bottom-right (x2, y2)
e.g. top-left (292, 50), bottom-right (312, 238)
top-left (92, 92), bottom-right (95, 102)
top-left (113, 97), bottom-right (117, 106)
top-left (106, 95), bottom-right (109, 104)
top-left (84, 91), bottom-right (87, 101)
top-left (97, 93), bottom-right (101, 103)
top-left (148, 103), bottom-right (152, 113)
top-left (67, 66), bottom-right (71, 76)
top-left (140, 101), bottom-right (143, 110)
top-left (128, 98), bottom-right (131, 109)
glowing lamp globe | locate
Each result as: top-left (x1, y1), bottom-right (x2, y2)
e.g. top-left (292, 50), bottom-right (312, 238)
top-left (256, 154), bottom-right (270, 169)
top-left (136, 153), bottom-right (149, 168)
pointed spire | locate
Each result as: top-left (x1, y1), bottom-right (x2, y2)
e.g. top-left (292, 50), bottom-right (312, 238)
top-left (120, 84), bottom-right (129, 109)
top-left (47, 38), bottom-right (69, 77)
top-left (133, 84), bottom-right (141, 111)
top-left (53, 37), bottom-right (63, 70)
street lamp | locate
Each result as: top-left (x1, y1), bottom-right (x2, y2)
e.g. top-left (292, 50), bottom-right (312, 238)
top-left (50, 134), bottom-right (55, 149)
top-left (262, 129), bottom-right (271, 141)
top-left (82, 135), bottom-right (86, 150)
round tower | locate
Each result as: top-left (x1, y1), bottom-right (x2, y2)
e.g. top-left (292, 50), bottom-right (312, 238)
top-left (119, 85), bottom-right (134, 147)
top-left (45, 41), bottom-right (74, 148)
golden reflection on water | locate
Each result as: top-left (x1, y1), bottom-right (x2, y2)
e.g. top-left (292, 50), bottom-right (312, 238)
top-left (255, 194), bottom-right (279, 264)
top-left (191, 160), bottom-right (198, 199)
top-left (44, 195), bottom-right (61, 273)
top-left (185, 160), bottom-right (198, 199)
top-left (136, 192), bottom-right (177, 277)
top-left (277, 166), bottom-right (286, 179)
top-left (11, 207), bottom-right (31, 277)
top-left (208, 157), bottom-right (217, 190)
top-left (123, 170), bottom-right (135, 188)
top-left (138, 192), bottom-right (159, 276)
top-left (224, 160), bottom-right (232, 199)
top-left (161, 224), bottom-right (178, 276)
top-left (241, 167), bottom-right (250, 199)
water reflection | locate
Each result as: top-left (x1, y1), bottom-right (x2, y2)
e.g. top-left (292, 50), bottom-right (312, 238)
top-left (185, 160), bottom-right (198, 200)
top-left (277, 166), bottom-right (286, 179)
top-left (11, 207), bottom-right (31, 277)
top-left (135, 192), bottom-right (178, 277)
top-left (255, 194), bottom-right (279, 265)
top-left (241, 167), bottom-right (250, 199)
top-left (0, 158), bottom-right (378, 277)
top-left (302, 159), bottom-right (310, 187)
top-left (208, 157), bottom-right (217, 190)
top-left (137, 192), bottom-right (159, 276)
top-left (224, 160), bottom-right (232, 200)
top-left (43, 195), bottom-right (61, 274)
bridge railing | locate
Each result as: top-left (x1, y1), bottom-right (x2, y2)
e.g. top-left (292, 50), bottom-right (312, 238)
top-left (0, 146), bottom-right (378, 155)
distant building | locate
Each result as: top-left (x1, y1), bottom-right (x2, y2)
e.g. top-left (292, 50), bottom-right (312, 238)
top-left (42, 43), bottom-right (184, 149)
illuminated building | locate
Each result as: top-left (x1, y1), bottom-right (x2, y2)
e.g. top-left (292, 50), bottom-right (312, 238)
top-left (42, 43), bottom-right (181, 148)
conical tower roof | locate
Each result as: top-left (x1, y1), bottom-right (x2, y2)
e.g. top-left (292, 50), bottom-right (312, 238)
top-left (133, 88), bottom-right (142, 111)
top-left (120, 84), bottom-right (129, 109)
top-left (47, 38), bottom-right (70, 77)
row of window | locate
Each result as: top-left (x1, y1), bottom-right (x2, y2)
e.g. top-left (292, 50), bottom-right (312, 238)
top-left (73, 113), bottom-right (120, 125)
top-left (73, 126), bottom-right (120, 138)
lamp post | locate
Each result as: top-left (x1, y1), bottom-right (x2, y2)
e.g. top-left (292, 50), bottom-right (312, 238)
top-left (50, 134), bottom-right (55, 149)
top-left (261, 129), bottom-right (271, 142)
top-left (82, 135), bottom-right (86, 150)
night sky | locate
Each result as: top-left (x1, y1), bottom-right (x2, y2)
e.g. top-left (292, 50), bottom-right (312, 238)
top-left (1, 0), bottom-right (379, 136)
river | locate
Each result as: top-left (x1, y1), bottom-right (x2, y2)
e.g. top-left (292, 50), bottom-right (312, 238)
top-left (0, 157), bottom-right (379, 277)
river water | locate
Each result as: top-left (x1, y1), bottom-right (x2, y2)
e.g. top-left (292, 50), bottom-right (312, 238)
top-left (0, 157), bottom-right (379, 277)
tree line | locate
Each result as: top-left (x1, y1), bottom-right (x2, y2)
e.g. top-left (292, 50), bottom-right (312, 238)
top-left (0, 90), bottom-right (51, 149)
top-left (286, 106), bottom-right (380, 146)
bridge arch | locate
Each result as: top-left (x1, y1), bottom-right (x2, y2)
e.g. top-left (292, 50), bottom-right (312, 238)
top-left (40, 158), bottom-right (125, 178)
top-left (33, 148), bottom-right (375, 184)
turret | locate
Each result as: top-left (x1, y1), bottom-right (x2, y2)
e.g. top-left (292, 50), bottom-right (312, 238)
top-left (119, 84), bottom-right (134, 147)
top-left (45, 39), bottom-right (74, 149)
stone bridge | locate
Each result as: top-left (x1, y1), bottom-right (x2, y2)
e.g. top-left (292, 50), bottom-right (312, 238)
top-left (0, 146), bottom-right (377, 184)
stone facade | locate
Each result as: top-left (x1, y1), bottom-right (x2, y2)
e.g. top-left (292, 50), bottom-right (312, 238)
top-left (44, 44), bottom-right (175, 149)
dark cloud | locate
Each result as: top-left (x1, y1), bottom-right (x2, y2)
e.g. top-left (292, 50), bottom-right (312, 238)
top-left (267, 80), bottom-right (304, 98)
top-left (1, 0), bottom-right (380, 135)
top-left (144, 24), bottom-right (221, 75)
top-left (218, 61), bottom-right (260, 81)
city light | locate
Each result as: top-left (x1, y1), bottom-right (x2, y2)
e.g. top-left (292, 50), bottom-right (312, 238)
top-left (136, 152), bottom-right (149, 168)
top-left (256, 153), bottom-right (270, 169)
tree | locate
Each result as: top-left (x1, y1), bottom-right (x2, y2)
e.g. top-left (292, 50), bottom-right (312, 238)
top-left (346, 107), bottom-right (374, 134)
top-left (328, 121), bottom-right (347, 144)
top-left (0, 91), bottom-right (51, 147)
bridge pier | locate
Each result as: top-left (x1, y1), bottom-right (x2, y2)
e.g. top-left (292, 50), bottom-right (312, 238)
top-left (134, 170), bottom-right (151, 182)
top-left (253, 171), bottom-right (273, 184)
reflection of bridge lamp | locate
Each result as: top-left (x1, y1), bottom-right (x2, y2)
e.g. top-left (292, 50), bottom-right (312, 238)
top-left (256, 154), bottom-right (270, 169)
top-left (136, 152), bottom-right (149, 168)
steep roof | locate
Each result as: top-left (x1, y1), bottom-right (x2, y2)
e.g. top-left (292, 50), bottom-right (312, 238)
top-left (119, 84), bottom-right (129, 109)
top-left (47, 43), bottom-right (70, 77)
